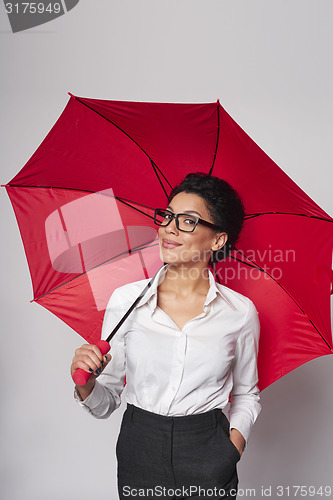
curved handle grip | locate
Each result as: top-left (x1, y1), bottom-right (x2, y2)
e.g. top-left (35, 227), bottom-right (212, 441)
top-left (72, 339), bottom-right (111, 386)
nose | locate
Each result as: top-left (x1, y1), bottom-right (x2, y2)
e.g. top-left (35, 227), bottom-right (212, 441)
top-left (165, 215), bottom-right (178, 234)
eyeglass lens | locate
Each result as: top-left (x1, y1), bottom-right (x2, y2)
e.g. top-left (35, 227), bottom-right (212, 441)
top-left (155, 209), bottom-right (197, 232)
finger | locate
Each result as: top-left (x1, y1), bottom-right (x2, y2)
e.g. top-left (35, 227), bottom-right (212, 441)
top-left (82, 345), bottom-right (106, 369)
top-left (72, 352), bottom-right (101, 374)
top-left (77, 346), bottom-right (103, 365)
top-left (77, 344), bottom-right (102, 359)
top-left (71, 358), bottom-right (99, 376)
top-left (89, 344), bottom-right (104, 361)
top-left (72, 345), bottom-right (108, 375)
top-left (87, 346), bottom-right (112, 368)
top-left (97, 354), bottom-right (112, 375)
top-left (79, 352), bottom-right (104, 373)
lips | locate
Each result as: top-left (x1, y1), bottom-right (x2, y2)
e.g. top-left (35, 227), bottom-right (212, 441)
top-left (162, 238), bottom-right (182, 248)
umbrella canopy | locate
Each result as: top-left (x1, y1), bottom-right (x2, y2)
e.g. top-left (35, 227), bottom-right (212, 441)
top-left (4, 93), bottom-right (333, 391)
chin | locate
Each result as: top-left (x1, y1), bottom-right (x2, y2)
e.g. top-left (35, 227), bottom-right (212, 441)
top-left (159, 246), bottom-right (180, 265)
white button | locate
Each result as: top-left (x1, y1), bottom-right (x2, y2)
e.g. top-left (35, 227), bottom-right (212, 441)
top-left (172, 386), bottom-right (176, 391)
top-left (178, 360), bottom-right (182, 364)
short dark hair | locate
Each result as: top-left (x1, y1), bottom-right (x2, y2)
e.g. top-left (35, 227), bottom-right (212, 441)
top-left (167, 172), bottom-right (245, 262)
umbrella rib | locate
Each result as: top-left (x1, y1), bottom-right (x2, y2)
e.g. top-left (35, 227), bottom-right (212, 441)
top-left (110, 196), bottom-right (157, 221)
top-left (31, 241), bottom-right (160, 303)
top-left (245, 212), bottom-right (333, 223)
top-left (149, 159), bottom-right (173, 191)
top-left (227, 256), bottom-right (260, 270)
top-left (5, 184), bottom-right (160, 222)
top-left (149, 159), bottom-right (169, 199)
top-left (69, 95), bottom-right (173, 198)
top-left (230, 249), bottom-right (333, 351)
top-left (208, 99), bottom-right (220, 176)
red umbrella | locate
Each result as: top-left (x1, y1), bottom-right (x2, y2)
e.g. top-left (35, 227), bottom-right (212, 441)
top-left (3, 93), bottom-right (333, 391)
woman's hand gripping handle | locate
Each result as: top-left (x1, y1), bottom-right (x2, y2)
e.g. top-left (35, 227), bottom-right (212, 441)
top-left (72, 340), bottom-right (111, 386)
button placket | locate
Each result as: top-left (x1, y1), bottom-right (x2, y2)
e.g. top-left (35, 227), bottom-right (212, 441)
top-left (165, 333), bottom-right (186, 406)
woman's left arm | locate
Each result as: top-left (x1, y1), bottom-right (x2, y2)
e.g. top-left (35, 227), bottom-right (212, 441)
top-left (228, 300), bottom-right (262, 456)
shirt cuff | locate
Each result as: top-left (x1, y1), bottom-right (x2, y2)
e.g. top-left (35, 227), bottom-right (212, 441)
top-left (74, 381), bottom-right (109, 411)
top-left (229, 414), bottom-right (254, 451)
top-left (74, 378), bottom-right (120, 419)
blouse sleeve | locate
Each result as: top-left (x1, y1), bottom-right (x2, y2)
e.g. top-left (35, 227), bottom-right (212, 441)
top-left (228, 299), bottom-right (261, 449)
top-left (74, 287), bottom-right (128, 419)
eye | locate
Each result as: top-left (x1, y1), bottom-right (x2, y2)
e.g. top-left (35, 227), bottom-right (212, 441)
top-left (184, 218), bottom-right (195, 225)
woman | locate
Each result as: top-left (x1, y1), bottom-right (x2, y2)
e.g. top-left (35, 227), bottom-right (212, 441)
top-left (71, 172), bottom-right (261, 499)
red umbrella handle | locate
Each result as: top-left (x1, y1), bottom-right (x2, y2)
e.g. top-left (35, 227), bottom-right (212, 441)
top-left (72, 339), bottom-right (111, 386)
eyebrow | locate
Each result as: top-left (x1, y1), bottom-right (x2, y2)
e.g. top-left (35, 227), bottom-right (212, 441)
top-left (166, 206), bottom-right (202, 217)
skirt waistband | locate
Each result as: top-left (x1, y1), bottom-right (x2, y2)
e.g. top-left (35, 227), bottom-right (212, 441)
top-left (125, 403), bottom-right (229, 432)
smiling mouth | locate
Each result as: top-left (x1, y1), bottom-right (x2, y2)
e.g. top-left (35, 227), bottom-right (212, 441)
top-left (162, 239), bottom-right (182, 248)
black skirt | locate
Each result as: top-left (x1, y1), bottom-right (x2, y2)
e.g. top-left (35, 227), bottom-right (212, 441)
top-left (116, 403), bottom-right (240, 499)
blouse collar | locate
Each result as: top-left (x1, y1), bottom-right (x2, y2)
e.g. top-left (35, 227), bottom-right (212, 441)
top-left (136, 262), bottom-right (234, 313)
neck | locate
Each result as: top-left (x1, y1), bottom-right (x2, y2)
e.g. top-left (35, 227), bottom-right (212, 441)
top-left (160, 261), bottom-right (211, 296)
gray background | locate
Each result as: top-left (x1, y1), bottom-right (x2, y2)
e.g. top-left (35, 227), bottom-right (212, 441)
top-left (1, 1), bottom-right (332, 499)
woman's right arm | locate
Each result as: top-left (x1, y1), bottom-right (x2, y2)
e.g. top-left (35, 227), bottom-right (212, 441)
top-left (72, 287), bottom-right (128, 419)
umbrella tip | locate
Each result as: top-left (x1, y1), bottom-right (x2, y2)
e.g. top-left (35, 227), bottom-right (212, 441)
top-left (217, 98), bottom-right (220, 104)
top-left (68, 92), bottom-right (76, 99)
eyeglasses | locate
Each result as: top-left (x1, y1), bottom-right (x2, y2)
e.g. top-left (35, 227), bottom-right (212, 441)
top-left (154, 208), bottom-right (220, 233)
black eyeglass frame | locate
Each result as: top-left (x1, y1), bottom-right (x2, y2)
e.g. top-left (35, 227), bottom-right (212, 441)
top-left (153, 208), bottom-right (220, 233)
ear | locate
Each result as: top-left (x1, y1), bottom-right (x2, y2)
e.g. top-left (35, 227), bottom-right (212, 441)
top-left (211, 232), bottom-right (228, 252)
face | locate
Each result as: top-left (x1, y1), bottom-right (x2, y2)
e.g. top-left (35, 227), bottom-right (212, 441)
top-left (158, 192), bottom-right (228, 266)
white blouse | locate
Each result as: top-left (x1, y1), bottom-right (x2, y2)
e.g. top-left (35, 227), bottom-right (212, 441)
top-left (75, 263), bottom-right (261, 447)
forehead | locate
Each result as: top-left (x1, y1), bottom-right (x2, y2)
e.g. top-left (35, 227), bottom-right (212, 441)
top-left (167, 192), bottom-right (209, 216)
